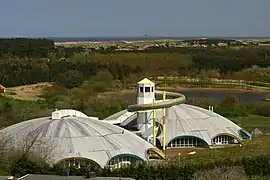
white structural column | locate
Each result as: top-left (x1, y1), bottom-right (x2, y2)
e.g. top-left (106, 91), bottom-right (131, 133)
top-left (162, 91), bottom-right (166, 150)
top-left (136, 78), bottom-right (155, 142)
top-left (152, 99), bottom-right (156, 146)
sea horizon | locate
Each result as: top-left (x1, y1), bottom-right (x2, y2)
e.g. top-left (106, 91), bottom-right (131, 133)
top-left (1, 36), bottom-right (270, 42)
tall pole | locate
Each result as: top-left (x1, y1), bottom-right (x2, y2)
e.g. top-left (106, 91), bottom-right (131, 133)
top-left (152, 99), bottom-right (156, 146)
top-left (162, 75), bottom-right (167, 151)
top-left (162, 91), bottom-right (166, 151)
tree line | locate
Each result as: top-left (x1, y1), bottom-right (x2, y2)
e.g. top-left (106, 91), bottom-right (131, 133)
top-left (0, 38), bottom-right (55, 58)
top-left (0, 38), bottom-right (270, 88)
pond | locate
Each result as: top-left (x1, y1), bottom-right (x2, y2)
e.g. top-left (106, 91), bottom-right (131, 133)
top-left (175, 89), bottom-right (270, 103)
top-left (114, 89), bottom-right (270, 104)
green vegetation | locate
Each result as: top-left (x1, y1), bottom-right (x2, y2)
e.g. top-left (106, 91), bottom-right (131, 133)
top-left (1, 38), bottom-right (270, 179)
top-left (1, 38), bottom-right (270, 88)
top-left (232, 116), bottom-right (270, 133)
top-left (170, 136), bottom-right (270, 164)
top-left (157, 76), bottom-right (270, 90)
top-left (0, 38), bottom-right (54, 58)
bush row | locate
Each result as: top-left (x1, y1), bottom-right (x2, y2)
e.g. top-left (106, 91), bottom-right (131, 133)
top-left (99, 155), bottom-right (270, 180)
top-left (6, 155), bottom-right (270, 180)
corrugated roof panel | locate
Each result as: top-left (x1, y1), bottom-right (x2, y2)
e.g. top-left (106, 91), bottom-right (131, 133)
top-left (0, 112), bottom-right (159, 167)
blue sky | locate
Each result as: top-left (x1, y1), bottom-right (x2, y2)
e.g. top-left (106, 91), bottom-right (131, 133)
top-left (0, 0), bottom-right (269, 37)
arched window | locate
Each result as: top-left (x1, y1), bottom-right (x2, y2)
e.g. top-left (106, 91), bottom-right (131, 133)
top-left (167, 136), bottom-right (209, 148)
top-left (107, 154), bottom-right (144, 169)
top-left (212, 134), bottom-right (240, 145)
top-left (56, 158), bottom-right (101, 170)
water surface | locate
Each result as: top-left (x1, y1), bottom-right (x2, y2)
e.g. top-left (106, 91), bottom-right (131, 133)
top-left (117, 90), bottom-right (270, 104)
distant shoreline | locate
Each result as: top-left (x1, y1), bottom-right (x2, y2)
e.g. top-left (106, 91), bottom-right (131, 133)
top-left (49, 36), bottom-right (270, 42)
top-left (1, 36), bottom-right (269, 43)
top-left (100, 85), bottom-right (270, 97)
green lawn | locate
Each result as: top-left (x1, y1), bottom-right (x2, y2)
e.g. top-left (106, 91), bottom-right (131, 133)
top-left (231, 115), bottom-right (270, 133)
top-left (168, 135), bottom-right (270, 165)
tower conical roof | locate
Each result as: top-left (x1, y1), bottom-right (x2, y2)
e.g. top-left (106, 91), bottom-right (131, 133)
top-left (137, 78), bottom-right (154, 85)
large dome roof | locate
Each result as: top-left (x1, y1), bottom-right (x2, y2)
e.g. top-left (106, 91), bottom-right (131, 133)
top-left (103, 104), bottom-right (250, 146)
top-left (1, 109), bottom-right (161, 167)
top-left (165, 104), bottom-right (244, 145)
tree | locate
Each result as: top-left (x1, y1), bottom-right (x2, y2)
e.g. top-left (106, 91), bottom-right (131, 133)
top-left (10, 154), bottom-right (51, 177)
top-left (220, 96), bottom-right (239, 108)
top-left (55, 70), bottom-right (84, 88)
top-left (0, 127), bottom-right (56, 176)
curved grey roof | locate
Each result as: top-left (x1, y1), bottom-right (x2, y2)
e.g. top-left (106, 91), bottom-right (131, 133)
top-left (165, 104), bottom-right (243, 145)
top-left (104, 104), bottom-right (244, 146)
top-left (103, 109), bottom-right (136, 126)
top-left (0, 109), bottom-right (158, 167)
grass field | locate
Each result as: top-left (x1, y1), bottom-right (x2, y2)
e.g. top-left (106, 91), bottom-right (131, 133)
top-left (5, 82), bottom-right (52, 101)
top-left (167, 135), bottom-right (270, 165)
top-left (231, 115), bottom-right (270, 133)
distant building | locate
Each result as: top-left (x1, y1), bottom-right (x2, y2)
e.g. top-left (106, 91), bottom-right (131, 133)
top-left (0, 84), bottom-right (5, 93)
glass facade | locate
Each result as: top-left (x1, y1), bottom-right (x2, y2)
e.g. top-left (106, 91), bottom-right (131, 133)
top-left (212, 135), bottom-right (239, 145)
top-left (108, 155), bottom-right (143, 169)
top-left (167, 136), bottom-right (208, 148)
top-left (58, 158), bottom-right (100, 169)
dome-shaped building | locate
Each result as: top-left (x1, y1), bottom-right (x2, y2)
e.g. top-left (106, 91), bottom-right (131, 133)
top-left (0, 109), bottom-right (164, 169)
top-left (103, 78), bottom-right (252, 149)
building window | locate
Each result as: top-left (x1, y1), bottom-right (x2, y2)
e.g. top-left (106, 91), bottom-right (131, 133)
top-left (58, 158), bottom-right (100, 170)
top-left (108, 155), bottom-right (143, 169)
top-left (151, 87), bottom-right (154, 92)
top-left (212, 135), bottom-right (238, 145)
top-left (167, 137), bottom-right (208, 148)
top-left (145, 87), bottom-right (150, 92)
top-left (139, 87), bottom-right (143, 93)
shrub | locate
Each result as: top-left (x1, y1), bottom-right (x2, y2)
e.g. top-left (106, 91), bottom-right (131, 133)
top-left (186, 98), bottom-right (219, 110)
top-left (215, 107), bottom-right (249, 118)
top-left (55, 70), bottom-right (84, 88)
top-left (251, 102), bottom-right (270, 117)
top-left (220, 96), bottom-right (239, 108)
top-left (192, 166), bottom-right (248, 180)
top-left (9, 154), bottom-right (52, 177)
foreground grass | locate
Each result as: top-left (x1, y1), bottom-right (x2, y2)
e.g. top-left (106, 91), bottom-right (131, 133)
top-left (231, 115), bottom-right (270, 133)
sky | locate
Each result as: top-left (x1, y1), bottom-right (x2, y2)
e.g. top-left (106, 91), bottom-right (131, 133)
top-left (0, 0), bottom-right (269, 37)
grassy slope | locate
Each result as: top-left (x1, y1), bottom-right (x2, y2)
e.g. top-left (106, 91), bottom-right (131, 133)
top-left (5, 82), bottom-right (52, 101)
top-left (168, 135), bottom-right (270, 165)
top-left (231, 115), bottom-right (270, 133)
